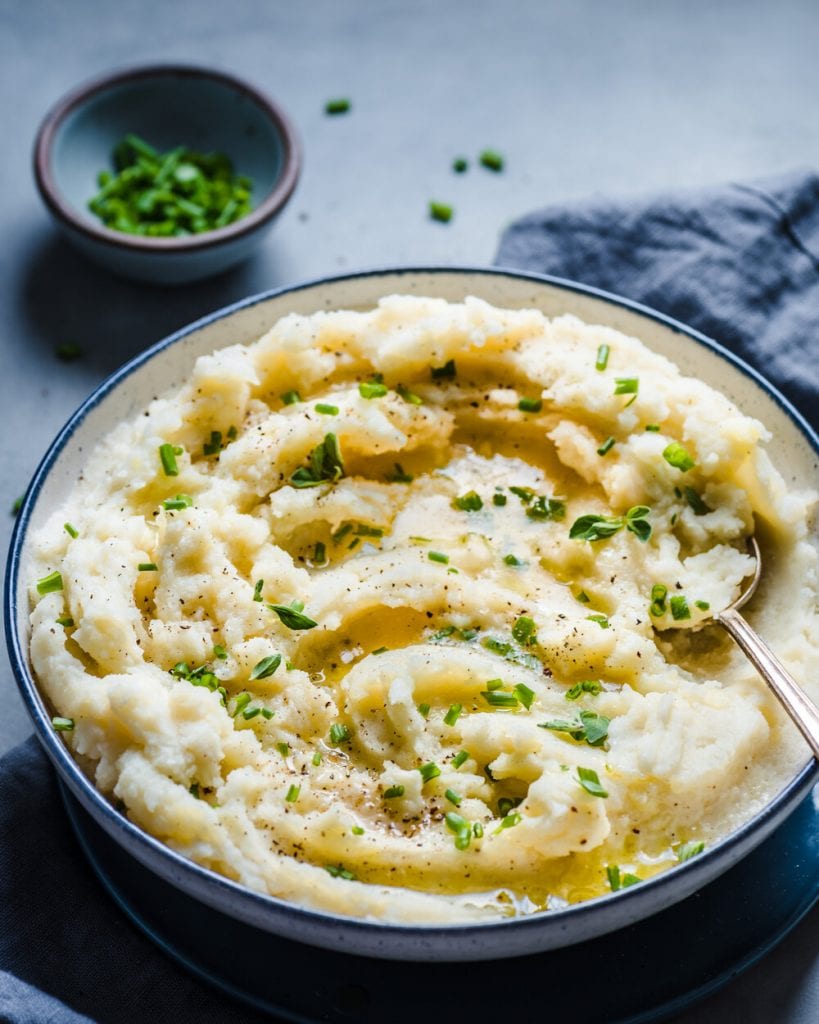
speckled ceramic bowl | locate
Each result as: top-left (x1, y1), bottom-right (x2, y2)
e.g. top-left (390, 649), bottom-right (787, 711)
top-left (33, 64), bottom-right (300, 284)
top-left (6, 268), bottom-right (818, 962)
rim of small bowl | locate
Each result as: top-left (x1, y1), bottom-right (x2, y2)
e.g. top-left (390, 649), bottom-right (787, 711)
top-left (6, 266), bottom-right (819, 953)
top-left (32, 62), bottom-right (301, 254)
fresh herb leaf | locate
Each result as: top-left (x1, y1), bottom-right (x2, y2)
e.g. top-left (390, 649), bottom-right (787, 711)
top-left (290, 433), bottom-right (345, 488)
top-left (526, 496), bottom-right (566, 521)
top-left (684, 487), bottom-right (710, 515)
top-left (250, 654), bottom-right (282, 680)
top-left (576, 766), bottom-right (608, 798)
top-left (267, 603), bottom-right (318, 630)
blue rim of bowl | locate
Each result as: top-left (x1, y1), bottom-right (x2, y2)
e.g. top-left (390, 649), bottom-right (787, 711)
top-left (32, 62), bottom-right (301, 254)
top-left (6, 266), bottom-right (819, 951)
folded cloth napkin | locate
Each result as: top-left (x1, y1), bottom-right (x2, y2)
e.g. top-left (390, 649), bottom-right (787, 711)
top-left (2, 170), bottom-right (817, 1024)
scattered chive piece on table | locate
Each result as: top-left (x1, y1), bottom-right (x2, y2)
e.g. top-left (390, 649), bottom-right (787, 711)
top-left (280, 390), bottom-right (301, 405)
top-left (662, 442), bottom-right (696, 472)
top-left (325, 98), bottom-right (351, 115)
top-left (597, 436), bottom-right (616, 457)
top-left (384, 784), bottom-right (405, 799)
top-left (137, 562), bottom-right (158, 572)
top-left (595, 344), bottom-right (610, 371)
top-left (452, 157), bottom-right (468, 172)
top-left (250, 654), bottom-right (282, 680)
top-left (63, 522), bottom-right (78, 538)
top-left (479, 149), bottom-right (504, 171)
top-left (285, 784), bottom-right (300, 803)
top-left (88, 134), bottom-right (253, 237)
top-left (517, 397), bottom-right (543, 413)
top-left (429, 201), bottom-right (454, 223)
top-left (12, 496), bottom-right (23, 516)
top-left (56, 342), bottom-right (82, 361)
top-left (36, 570), bottom-right (63, 595)
top-left (158, 443), bottom-right (180, 477)
top-left (453, 750), bottom-right (470, 768)
top-left (428, 551), bottom-right (449, 564)
top-left (52, 716), bottom-right (74, 732)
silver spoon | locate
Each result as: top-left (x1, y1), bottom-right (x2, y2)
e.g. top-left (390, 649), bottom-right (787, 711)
top-left (710, 537), bottom-right (819, 759)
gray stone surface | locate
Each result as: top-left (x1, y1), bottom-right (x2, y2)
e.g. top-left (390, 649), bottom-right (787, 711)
top-left (1, 0), bottom-right (817, 1020)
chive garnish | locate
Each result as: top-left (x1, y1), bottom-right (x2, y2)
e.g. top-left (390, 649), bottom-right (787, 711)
top-left (329, 723), bottom-right (351, 745)
top-left (261, 708), bottom-right (274, 719)
top-left (63, 522), bottom-right (78, 538)
top-left (56, 342), bottom-right (82, 361)
top-left (586, 614), bottom-right (610, 629)
top-left (213, 644), bottom-right (228, 660)
top-left (509, 485), bottom-right (534, 505)
top-left (325, 98), bottom-right (351, 115)
top-left (56, 616), bottom-right (74, 627)
top-left (453, 491), bottom-right (483, 511)
top-left (526, 496), bottom-right (566, 521)
top-left (645, 423), bottom-right (661, 432)
top-left (676, 840), bottom-right (705, 862)
top-left (663, 442), bottom-right (696, 472)
top-left (418, 702), bottom-right (431, 718)
top-left (684, 487), bottom-right (710, 515)
top-left (231, 692), bottom-right (251, 717)
top-left (597, 436), bottom-right (616, 456)
top-left (482, 690), bottom-right (519, 709)
top-left (445, 811), bottom-right (472, 849)
top-left (486, 679), bottom-right (504, 691)
top-left (607, 865), bottom-right (641, 891)
top-left (372, 646), bottom-right (388, 655)
top-left (614, 378), bottom-right (639, 405)
top-left (431, 358), bottom-right (456, 380)
top-left (315, 403), bottom-right (339, 416)
top-left (569, 505), bottom-right (652, 543)
top-left (540, 710), bottom-right (610, 746)
top-left (359, 380), bottom-right (388, 399)
top-left (396, 384), bottom-right (423, 405)
top-left (493, 493), bottom-right (508, 507)
top-left (36, 571), bottom-right (63, 595)
top-left (290, 433), bottom-right (345, 488)
top-left (576, 590), bottom-right (591, 603)
top-left (277, 742), bottom-right (290, 757)
top-left (253, 579), bottom-right (264, 602)
top-left (325, 864), bottom-right (356, 880)
top-left (313, 541), bottom-right (327, 564)
top-left (453, 750), bottom-right (470, 768)
top-left (649, 583), bottom-right (668, 617)
top-left (565, 680), bottom-right (602, 700)
top-left (445, 789), bottom-right (462, 807)
top-left (695, 600), bottom-right (710, 611)
top-left (512, 616), bottom-right (537, 646)
top-left (479, 149), bottom-right (504, 171)
top-left (493, 812), bottom-right (522, 834)
top-left (52, 716), bottom-right (74, 731)
top-left (285, 784), bottom-right (300, 802)
top-left (513, 683), bottom-right (535, 710)
top-left (453, 157), bottom-right (468, 173)
top-left (312, 751), bottom-right (322, 766)
top-left (473, 822), bottom-right (484, 838)
top-left (250, 654), bottom-right (282, 680)
top-left (503, 553), bottom-right (522, 566)
top-left (595, 344), bottom-right (610, 371)
top-left (352, 825), bottom-right (365, 835)
top-left (429, 201), bottom-right (454, 223)
top-left (418, 762), bottom-right (441, 783)
top-left (387, 463), bottom-right (414, 483)
top-left (138, 562), bottom-right (158, 572)
top-left (384, 785), bottom-right (405, 799)
top-left (267, 603), bottom-right (318, 630)
top-left (518, 397), bottom-right (543, 413)
top-left (11, 496), bottom-right (23, 516)
top-left (243, 706), bottom-right (261, 720)
top-left (158, 443), bottom-right (181, 477)
top-left (162, 494), bottom-right (193, 510)
top-left (444, 703), bottom-right (463, 727)
top-left (670, 595), bottom-right (691, 620)
top-left (576, 766), bottom-right (608, 797)
top-left (428, 551), bottom-right (449, 564)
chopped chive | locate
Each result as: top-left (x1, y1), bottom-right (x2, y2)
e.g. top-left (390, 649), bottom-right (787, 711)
top-left (315, 403), bottom-right (339, 416)
top-left (676, 840), bottom-right (705, 862)
top-left (56, 342), bottom-right (82, 361)
top-left (486, 678), bottom-right (504, 691)
top-left (162, 494), bottom-right (193, 510)
top-left (663, 442), bottom-right (696, 472)
top-left (445, 811), bottom-right (471, 849)
top-left (213, 643), bottom-right (228, 660)
top-left (276, 742), bottom-right (290, 757)
top-left (429, 201), bottom-right (453, 223)
top-left (576, 590), bottom-right (591, 603)
top-left (386, 463), bottom-right (414, 483)
top-left (325, 97), bottom-right (351, 115)
top-left (358, 380), bottom-right (388, 399)
top-left (267, 603), bottom-right (318, 630)
top-left (473, 822), bottom-right (484, 838)
top-left (482, 690), bottom-right (519, 709)
top-left (645, 423), bottom-right (661, 432)
top-left (11, 495), bottom-right (23, 516)
top-left (479, 149), bottom-right (504, 171)
top-left (312, 751), bottom-right (322, 766)
top-left (231, 692), bottom-right (251, 717)
top-left (493, 812), bottom-right (522, 834)
top-left (52, 716), bottom-right (74, 732)
top-left (513, 683), bottom-right (536, 710)
top-left (329, 723), bottom-right (351, 745)
top-left (649, 583), bottom-right (668, 617)
top-left (281, 390), bottom-right (301, 405)
top-left (595, 344), bottom-right (610, 371)
top-left (242, 706), bottom-right (261, 720)
top-left (512, 615), bottom-right (537, 646)
top-left (444, 703), bottom-right (463, 727)
top-left (418, 762), bottom-right (441, 783)
top-left (189, 783), bottom-right (200, 799)
top-left (453, 490), bottom-right (483, 512)
top-left (352, 825), bottom-right (365, 835)
top-left (260, 708), bottom-right (274, 719)
top-left (614, 378), bottom-right (639, 400)
top-left (587, 614), bottom-right (610, 629)
top-left (310, 541), bottom-right (327, 565)
top-left (452, 157), bottom-right (468, 172)
top-left (372, 646), bottom-right (388, 655)
top-left (597, 436), bottom-right (616, 456)
top-left (384, 784), bottom-right (405, 799)
top-left (56, 616), bottom-right (74, 627)
top-left (503, 553), bottom-right (522, 566)
top-left (396, 384), bottom-right (423, 405)
top-left (565, 679), bottom-right (602, 700)
top-left (684, 487), bottom-right (710, 515)
top-left (509, 485), bottom-right (534, 505)
top-left (431, 358), bottom-right (456, 380)
top-left (63, 522), bottom-right (78, 538)
top-left (453, 750), bottom-right (470, 768)
top-left (137, 562), bottom-right (158, 572)
top-left (158, 443), bottom-right (180, 477)
top-left (250, 654), bottom-right (282, 680)
top-left (493, 493), bottom-right (508, 507)
top-left (332, 524), bottom-right (353, 544)
top-left (695, 600), bottom-right (710, 611)
top-left (36, 571), bottom-right (63, 595)
top-left (670, 595), bottom-right (691, 620)
top-left (252, 579), bottom-right (264, 602)
top-left (428, 551), bottom-right (449, 564)
top-left (418, 702), bottom-right (431, 718)
top-left (577, 766), bottom-right (608, 798)
top-left (445, 788), bottom-right (462, 806)
top-left (526, 496), bottom-right (566, 521)
top-left (517, 397), bottom-right (543, 413)
top-left (285, 784), bottom-right (300, 802)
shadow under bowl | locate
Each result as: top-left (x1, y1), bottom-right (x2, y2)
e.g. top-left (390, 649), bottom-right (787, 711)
top-left (33, 64), bottom-right (300, 284)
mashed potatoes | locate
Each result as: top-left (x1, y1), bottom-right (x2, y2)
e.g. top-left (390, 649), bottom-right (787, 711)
top-left (28, 296), bottom-right (819, 922)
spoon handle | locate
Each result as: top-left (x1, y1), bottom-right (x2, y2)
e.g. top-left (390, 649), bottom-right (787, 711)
top-left (718, 607), bottom-right (819, 760)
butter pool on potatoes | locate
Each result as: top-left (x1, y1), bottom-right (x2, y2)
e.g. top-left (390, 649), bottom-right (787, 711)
top-left (29, 296), bottom-right (819, 923)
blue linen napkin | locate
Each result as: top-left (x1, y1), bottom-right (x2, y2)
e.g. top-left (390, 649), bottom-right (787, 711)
top-left (2, 170), bottom-right (818, 1023)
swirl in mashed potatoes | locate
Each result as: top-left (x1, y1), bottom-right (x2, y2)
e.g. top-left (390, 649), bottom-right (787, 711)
top-left (29, 296), bottom-right (818, 922)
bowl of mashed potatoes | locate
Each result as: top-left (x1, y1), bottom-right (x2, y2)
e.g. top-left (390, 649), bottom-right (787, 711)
top-left (6, 268), bottom-right (818, 962)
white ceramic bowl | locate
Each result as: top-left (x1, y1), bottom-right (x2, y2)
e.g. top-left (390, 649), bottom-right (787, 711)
top-left (6, 268), bottom-right (818, 962)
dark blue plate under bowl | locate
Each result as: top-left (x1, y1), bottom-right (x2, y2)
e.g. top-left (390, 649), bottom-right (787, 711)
top-left (60, 780), bottom-right (819, 1024)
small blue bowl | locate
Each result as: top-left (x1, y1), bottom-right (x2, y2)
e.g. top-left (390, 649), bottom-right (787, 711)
top-left (33, 64), bottom-right (301, 285)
